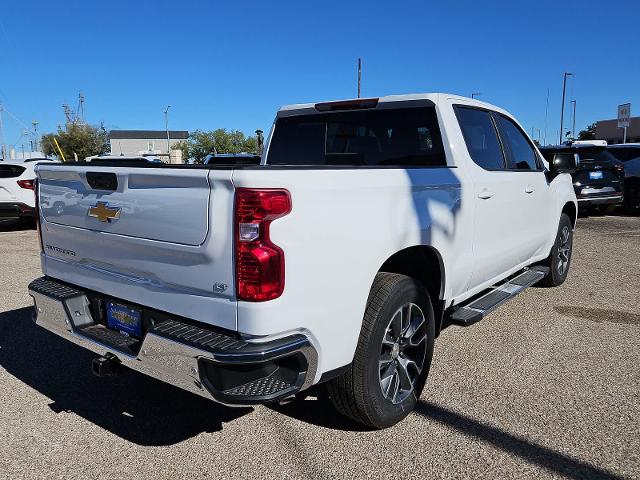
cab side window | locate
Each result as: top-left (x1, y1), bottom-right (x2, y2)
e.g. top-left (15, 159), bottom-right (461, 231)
top-left (495, 115), bottom-right (539, 171)
top-left (455, 106), bottom-right (506, 170)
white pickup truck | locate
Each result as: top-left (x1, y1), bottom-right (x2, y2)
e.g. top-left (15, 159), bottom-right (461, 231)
top-left (29, 94), bottom-right (578, 428)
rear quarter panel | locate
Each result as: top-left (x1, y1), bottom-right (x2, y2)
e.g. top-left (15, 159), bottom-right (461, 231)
top-left (232, 165), bottom-right (475, 378)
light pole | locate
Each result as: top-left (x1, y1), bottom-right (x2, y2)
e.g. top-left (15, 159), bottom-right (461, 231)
top-left (559, 72), bottom-right (573, 143)
top-left (570, 100), bottom-right (576, 141)
top-left (357, 58), bottom-right (362, 98)
top-left (471, 92), bottom-right (481, 99)
top-left (32, 120), bottom-right (39, 152)
top-left (163, 105), bottom-right (171, 163)
top-left (0, 104), bottom-right (5, 160)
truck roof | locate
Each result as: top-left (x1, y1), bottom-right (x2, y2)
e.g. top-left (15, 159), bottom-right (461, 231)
top-left (278, 93), bottom-right (510, 117)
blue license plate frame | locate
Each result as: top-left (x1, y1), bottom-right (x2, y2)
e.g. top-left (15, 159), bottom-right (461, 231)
top-left (589, 171), bottom-right (604, 180)
top-left (106, 301), bottom-right (142, 337)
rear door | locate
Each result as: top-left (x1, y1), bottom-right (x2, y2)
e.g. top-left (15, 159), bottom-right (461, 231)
top-left (454, 106), bottom-right (526, 288)
top-left (36, 164), bottom-right (238, 330)
top-left (492, 113), bottom-right (553, 261)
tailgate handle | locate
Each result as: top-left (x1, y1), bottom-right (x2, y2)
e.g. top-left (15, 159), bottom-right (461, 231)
top-left (86, 172), bottom-right (118, 191)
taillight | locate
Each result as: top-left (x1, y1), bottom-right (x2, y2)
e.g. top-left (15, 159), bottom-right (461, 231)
top-left (235, 188), bottom-right (291, 301)
top-left (34, 179), bottom-right (44, 253)
top-left (17, 179), bottom-right (35, 189)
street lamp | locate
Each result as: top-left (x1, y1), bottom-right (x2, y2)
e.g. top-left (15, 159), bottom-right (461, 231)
top-left (559, 72), bottom-right (573, 144)
top-left (570, 100), bottom-right (577, 141)
top-left (163, 105), bottom-right (171, 163)
top-left (32, 120), bottom-right (39, 152)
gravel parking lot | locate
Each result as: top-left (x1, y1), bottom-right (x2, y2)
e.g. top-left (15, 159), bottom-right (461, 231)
top-left (0, 216), bottom-right (638, 480)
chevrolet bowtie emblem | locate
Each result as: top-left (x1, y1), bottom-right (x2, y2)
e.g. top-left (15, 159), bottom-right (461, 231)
top-left (88, 202), bottom-right (121, 222)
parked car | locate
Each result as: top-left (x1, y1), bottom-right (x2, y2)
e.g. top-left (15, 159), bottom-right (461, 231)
top-left (540, 144), bottom-right (624, 214)
top-left (0, 158), bottom-right (57, 220)
top-left (29, 94), bottom-right (577, 428)
top-left (606, 144), bottom-right (640, 214)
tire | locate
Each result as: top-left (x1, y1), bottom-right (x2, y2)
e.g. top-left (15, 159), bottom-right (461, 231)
top-left (538, 213), bottom-right (574, 287)
top-left (623, 186), bottom-right (640, 215)
top-left (327, 273), bottom-right (435, 429)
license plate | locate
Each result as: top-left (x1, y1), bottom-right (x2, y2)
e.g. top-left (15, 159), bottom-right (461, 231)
top-left (106, 302), bottom-right (142, 337)
top-left (589, 171), bottom-right (604, 180)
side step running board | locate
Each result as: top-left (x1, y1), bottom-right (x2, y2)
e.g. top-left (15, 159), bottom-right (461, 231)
top-left (448, 266), bottom-right (550, 327)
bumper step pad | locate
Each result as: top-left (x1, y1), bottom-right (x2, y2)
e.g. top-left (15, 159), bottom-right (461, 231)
top-left (223, 373), bottom-right (294, 398)
top-left (449, 266), bottom-right (550, 327)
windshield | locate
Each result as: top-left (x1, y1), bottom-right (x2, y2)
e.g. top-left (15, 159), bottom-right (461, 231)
top-left (267, 107), bottom-right (446, 167)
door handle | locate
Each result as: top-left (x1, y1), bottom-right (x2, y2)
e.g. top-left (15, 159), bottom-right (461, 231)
top-left (477, 190), bottom-right (494, 199)
top-left (525, 185), bottom-right (535, 194)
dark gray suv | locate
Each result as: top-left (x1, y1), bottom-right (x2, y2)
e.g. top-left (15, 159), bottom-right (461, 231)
top-left (606, 144), bottom-right (640, 214)
top-left (540, 144), bottom-right (625, 214)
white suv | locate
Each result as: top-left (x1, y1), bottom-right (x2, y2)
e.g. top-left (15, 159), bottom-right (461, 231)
top-left (0, 159), bottom-right (57, 220)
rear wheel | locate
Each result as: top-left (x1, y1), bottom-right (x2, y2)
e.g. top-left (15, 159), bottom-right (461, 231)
top-left (538, 213), bottom-right (573, 287)
top-left (623, 185), bottom-right (640, 215)
top-left (327, 273), bottom-right (435, 429)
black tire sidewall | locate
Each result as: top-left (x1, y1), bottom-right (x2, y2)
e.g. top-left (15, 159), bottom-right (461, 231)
top-left (361, 277), bottom-right (435, 428)
top-left (549, 214), bottom-right (573, 286)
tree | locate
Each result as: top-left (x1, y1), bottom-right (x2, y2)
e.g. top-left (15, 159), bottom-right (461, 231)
top-left (578, 123), bottom-right (597, 141)
top-left (179, 129), bottom-right (259, 163)
top-left (42, 123), bottom-right (109, 161)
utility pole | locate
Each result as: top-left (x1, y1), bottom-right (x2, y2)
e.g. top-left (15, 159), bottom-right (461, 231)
top-left (559, 72), bottom-right (573, 144)
top-left (471, 92), bottom-right (481, 99)
top-left (32, 120), bottom-right (39, 152)
top-left (543, 88), bottom-right (550, 146)
top-left (570, 100), bottom-right (576, 140)
top-left (63, 104), bottom-right (74, 124)
top-left (0, 103), bottom-right (4, 160)
top-left (163, 105), bottom-right (171, 163)
top-left (357, 58), bottom-right (362, 98)
top-left (78, 92), bottom-right (85, 123)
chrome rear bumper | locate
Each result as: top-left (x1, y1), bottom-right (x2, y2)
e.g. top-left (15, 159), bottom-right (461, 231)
top-left (28, 277), bottom-right (317, 405)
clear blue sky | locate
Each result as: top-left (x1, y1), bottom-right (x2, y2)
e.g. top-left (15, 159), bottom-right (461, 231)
top-left (1, 0), bottom-right (638, 149)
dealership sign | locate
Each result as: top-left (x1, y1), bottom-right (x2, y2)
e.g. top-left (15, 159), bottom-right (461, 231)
top-left (618, 103), bottom-right (631, 128)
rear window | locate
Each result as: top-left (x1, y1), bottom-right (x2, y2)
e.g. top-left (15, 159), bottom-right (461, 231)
top-left (454, 107), bottom-right (505, 170)
top-left (577, 149), bottom-right (617, 163)
top-left (267, 107), bottom-right (446, 167)
top-left (0, 165), bottom-right (26, 178)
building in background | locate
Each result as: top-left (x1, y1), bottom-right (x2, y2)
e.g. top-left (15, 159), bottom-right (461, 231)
top-left (109, 130), bottom-right (188, 163)
top-left (595, 117), bottom-right (640, 144)
top-left (6, 150), bottom-right (47, 161)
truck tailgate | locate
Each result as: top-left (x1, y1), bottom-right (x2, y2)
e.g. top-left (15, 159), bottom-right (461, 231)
top-left (35, 165), bottom-right (237, 330)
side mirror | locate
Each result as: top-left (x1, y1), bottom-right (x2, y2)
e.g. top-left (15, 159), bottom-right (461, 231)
top-left (551, 152), bottom-right (579, 173)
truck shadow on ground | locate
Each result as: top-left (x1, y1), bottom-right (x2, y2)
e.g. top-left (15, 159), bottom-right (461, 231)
top-left (413, 401), bottom-right (624, 480)
top-left (273, 398), bottom-right (624, 479)
top-left (0, 307), bottom-right (252, 446)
